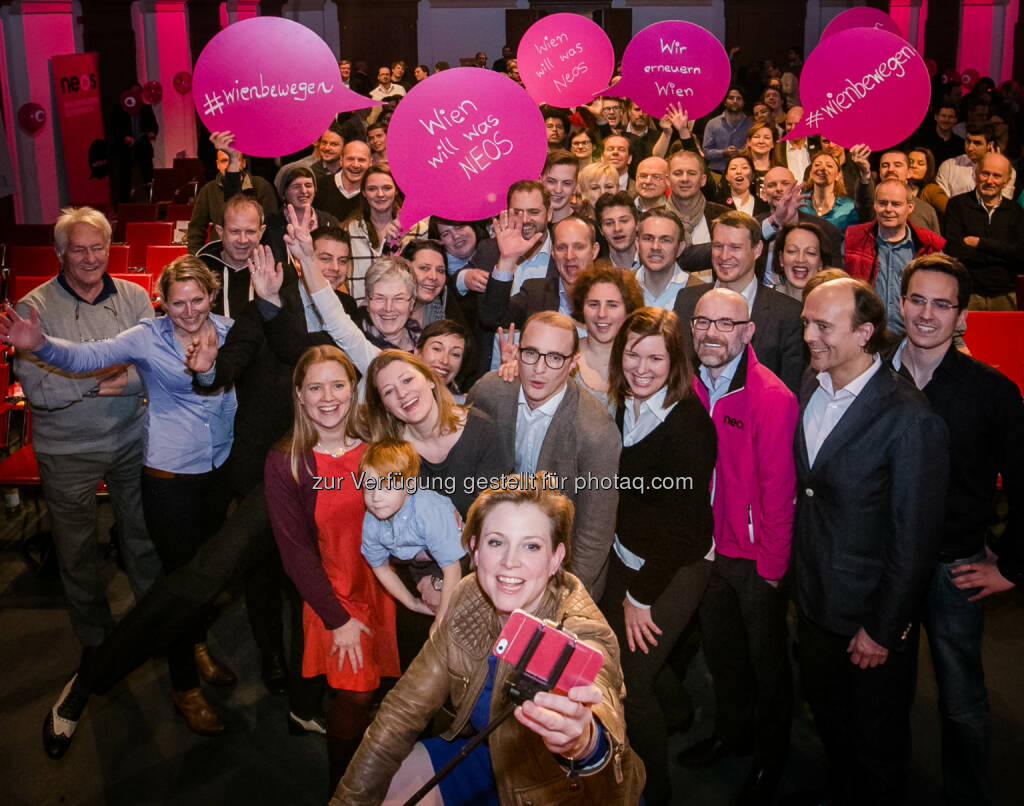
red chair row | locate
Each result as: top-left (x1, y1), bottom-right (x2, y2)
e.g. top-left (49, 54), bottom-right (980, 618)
top-left (9, 270), bottom-right (155, 303)
top-left (963, 311), bottom-right (1024, 395)
top-left (8, 239), bottom-right (186, 281)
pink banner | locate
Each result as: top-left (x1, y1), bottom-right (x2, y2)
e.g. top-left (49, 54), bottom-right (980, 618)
top-left (51, 53), bottom-right (109, 206)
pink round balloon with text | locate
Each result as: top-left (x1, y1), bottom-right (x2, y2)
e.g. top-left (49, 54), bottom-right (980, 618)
top-left (821, 7), bottom-right (904, 41)
top-left (601, 21), bottom-right (730, 120)
top-left (386, 68), bottom-right (547, 233)
top-left (192, 17), bottom-right (376, 157)
top-left (783, 28), bottom-right (929, 151)
top-left (517, 13), bottom-right (614, 107)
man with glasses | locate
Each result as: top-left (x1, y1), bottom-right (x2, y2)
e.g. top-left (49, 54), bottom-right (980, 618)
top-left (674, 210), bottom-right (804, 392)
top-left (634, 157), bottom-right (670, 213)
top-left (467, 311), bottom-right (620, 599)
top-left (681, 289), bottom-right (797, 804)
top-left (844, 180), bottom-right (945, 336)
top-left (889, 254), bottom-right (1023, 806)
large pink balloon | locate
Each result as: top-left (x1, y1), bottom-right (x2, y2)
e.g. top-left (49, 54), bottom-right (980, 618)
top-left (822, 7), bottom-right (905, 41)
top-left (387, 68), bottom-right (547, 233)
top-left (601, 21), bottom-right (730, 120)
top-left (783, 28), bottom-right (929, 151)
top-left (192, 17), bottom-right (376, 157)
top-left (517, 13), bottom-right (614, 107)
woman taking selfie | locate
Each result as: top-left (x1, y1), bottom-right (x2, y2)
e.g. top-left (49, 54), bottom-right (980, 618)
top-left (600, 306), bottom-right (716, 806)
top-left (265, 345), bottom-right (399, 791)
top-left (330, 480), bottom-right (645, 806)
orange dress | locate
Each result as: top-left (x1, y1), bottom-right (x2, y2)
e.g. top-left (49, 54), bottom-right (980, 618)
top-left (301, 446), bottom-right (399, 690)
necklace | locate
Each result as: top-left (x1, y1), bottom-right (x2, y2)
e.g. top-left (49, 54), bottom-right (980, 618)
top-left (314, 441), bottom-right (347, 457)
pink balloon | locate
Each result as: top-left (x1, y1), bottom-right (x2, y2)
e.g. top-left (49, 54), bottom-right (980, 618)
top-left (192, 17), bottom-right (376, 158)
top-left (821, 7), bottom-right (904, 41)
top-left (783, 28), bottom-right (929, 151)
top-left (602, 21), bottom-right (730, 120)
top-left (387, 68), bottom-right (547, 233)
top-left (517, 13), bottom-right (614, 107)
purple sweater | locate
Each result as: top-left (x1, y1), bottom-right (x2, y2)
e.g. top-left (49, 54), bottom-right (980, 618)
top-left (264, 448), bottom-right (350, 630)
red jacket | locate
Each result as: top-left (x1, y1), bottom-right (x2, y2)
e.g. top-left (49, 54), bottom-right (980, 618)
top-left (843, 221), bottom-right (945, 284)
top-left (694, 346), bottom-right (798, 580)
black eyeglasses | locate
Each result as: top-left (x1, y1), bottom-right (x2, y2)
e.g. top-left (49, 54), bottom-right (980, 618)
top-left (519, 347), bottom-right (571, 369)
top-left (690, 316), bottom-right (750, 332)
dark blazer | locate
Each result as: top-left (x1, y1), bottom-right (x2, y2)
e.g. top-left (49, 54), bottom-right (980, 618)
top-left (772, 138), bottom-right (822, 181)
top-left (466, 373), bottom-right (621, 600)
top-left (195, 268), bottom-right (353, 495)
top-left (793, 364), bottom-right (949, 649)
top-left (756, 210), bottom-right (845, 267)
top-left (480, 270), bottom-right (561, 331)
top-left (673, 283), bottom-right (805, 393)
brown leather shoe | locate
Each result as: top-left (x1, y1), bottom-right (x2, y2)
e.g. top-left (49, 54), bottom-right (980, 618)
top-left (193, 642), bottom-right (237, 687)
top-left (171, 688), bottom-right (225, 736)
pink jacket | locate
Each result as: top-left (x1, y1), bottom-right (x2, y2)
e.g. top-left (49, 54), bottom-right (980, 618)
top-left (694, 345), bottom-right (798, 580)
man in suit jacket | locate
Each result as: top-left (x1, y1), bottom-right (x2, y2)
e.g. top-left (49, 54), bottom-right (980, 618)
top-left (467, 311), bottom-right (621, 600)
top-left (793, 277), bottom-right (949, 805)
top-left (674, 210), bottom-right (805, 392)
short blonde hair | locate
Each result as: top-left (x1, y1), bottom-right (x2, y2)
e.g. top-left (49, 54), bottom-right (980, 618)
top-left (365, 256), bottom-right (417, 301)
top-left (54, 207), bottom-right (111, 257)
top-left (158, 255), bottom-right (221, 306)
top-left (578, 160), bottom-right (619, 188)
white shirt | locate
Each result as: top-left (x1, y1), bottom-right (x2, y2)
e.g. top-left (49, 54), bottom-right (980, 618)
top-left (715, 274), bottom-right (758, 313)
top-left (510, 234), bottom-right (552, 294)
top-left (732, 194), bottom-right (756, 216)
top-left (613, 385), bottom-right (678, 607)
top-left (699, 349), bottom-right (744, 414)
top-left (936, 154), bottom-right (1016, 199)
top-left (802, 355), bottom-right (882, 466)
top-left (690, 216), bottom-right (711, 245)
top-left (333, 173), bottom-right (361, 198)
top-left (514, 384), bottom-right (567, 474)
top-left (785, 142), bottom-right (811, 185)
top-left (635, 263), bottom-right (691, 310)
top-left (369, 83), bottom-right (406, 101)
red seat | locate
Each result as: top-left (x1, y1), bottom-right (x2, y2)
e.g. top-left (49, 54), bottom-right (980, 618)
top-left (963, 311), bottom-right (1024, 394)
top-left (145, 244), bottom-right (188, 275)
top-left (9, 246), bottom-right (59, 276)
top-left (125, 222), bottom-right (174, 268)
top-left (107, 244), bottom-right (130, 274)
top-left (110, 272), bottom-right (154, 297)
top-left (112, 202), bottom-right (159, 242)
top-left (10, 274), bottom-right (51, 302)
top-left (0, 443), bottom-right (40, 486)
top-left (164, 203), bottom-right (194, 222)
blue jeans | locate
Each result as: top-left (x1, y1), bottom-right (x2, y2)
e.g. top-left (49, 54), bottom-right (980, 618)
top-left (923, 549), bottom-right (993, 806)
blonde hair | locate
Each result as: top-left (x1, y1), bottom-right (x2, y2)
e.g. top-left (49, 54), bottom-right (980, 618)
top-left (363, 350), bottom-right (463, 442)
top-left (54, 207), bottom-right (111, 256)
top-left (283, 346), bottom-right (363, 482)
top-left (158, 255), bottom-right (221, 307)
top-left (578, 160), bottom-right (618, 188)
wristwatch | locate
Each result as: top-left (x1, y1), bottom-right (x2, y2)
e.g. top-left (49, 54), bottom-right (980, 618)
top-left (431, 576), bottom-right (444, 592)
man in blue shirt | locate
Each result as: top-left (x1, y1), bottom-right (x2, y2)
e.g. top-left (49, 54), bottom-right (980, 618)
top-left (702, 87), bottom-right (752, 173)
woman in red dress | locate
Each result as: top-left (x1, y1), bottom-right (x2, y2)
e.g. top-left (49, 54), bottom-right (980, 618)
top-left (264, 345), bottom-right (399, 790)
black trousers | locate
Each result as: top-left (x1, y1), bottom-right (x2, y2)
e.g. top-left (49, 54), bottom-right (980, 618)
top-left (698, 554), bottom-right (792, 772)
top-left (797, 607), bottom-right (919, 806)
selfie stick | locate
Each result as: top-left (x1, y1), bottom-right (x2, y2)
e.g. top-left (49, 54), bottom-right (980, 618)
top-left (400, 623), bottom-right (577, 806)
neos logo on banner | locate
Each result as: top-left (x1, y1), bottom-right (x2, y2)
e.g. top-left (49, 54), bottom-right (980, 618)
top-left (601, 21), bottom-right (730, 120)
top-left (387, 68), bottom-right (547, 233)
top-left (821, 7), bottom-right (905, 40)
top-left (783, 28), bottom-right (929, 151)
top-left (192, 17), bottom-right (376, 157)
top-left (517, 13), bottom-right (614, 107)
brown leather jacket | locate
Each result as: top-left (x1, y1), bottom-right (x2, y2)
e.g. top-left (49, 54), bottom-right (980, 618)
top-left (331, 572), bottom-right (645, 805)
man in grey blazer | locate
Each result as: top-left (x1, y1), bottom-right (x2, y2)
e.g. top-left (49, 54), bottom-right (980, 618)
top-left (467, 311), bottom-right (621, 600)
top-left (674, 210), bottom-right (805, 392)
top-left (793, 277), bottom-right (949, 805)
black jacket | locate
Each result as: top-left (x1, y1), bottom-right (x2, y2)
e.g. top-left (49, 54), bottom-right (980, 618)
top-left (944, 191), bottom-right (1024, 296)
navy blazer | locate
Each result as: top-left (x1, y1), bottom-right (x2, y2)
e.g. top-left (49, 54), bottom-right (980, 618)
top-left (673, 282), bottom-right (805, 393)
top-left (792, 364), bottom-right (949, 649)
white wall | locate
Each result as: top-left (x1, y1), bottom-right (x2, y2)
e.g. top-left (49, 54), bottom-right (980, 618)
top-left (629, 1), bottom-right (726, 41)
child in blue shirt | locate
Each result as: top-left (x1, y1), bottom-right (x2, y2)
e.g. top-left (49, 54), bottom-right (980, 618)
top-left (359, 440), bottom-right (464, 631)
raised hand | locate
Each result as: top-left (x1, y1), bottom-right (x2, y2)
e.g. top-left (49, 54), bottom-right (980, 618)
top-left (497, 324), bottom-right (518, 365)
top-left (493, 208), bottom-right (543, 262)
top-left (773, 180), bottom-right (810, 225)
top-left (849, 143), bottom-right (872, 181)
top-left (283, 203), bottom-right (314, 263)
top-left (183, 327), bottom-right (219, 374)
top-left (209, 131), bottom-right (240, 171)
top-left (661, 103), bottom-right (690, 137)
top-left (248, 243), bottom-right (284, 306)
top-left (0, 304), bottom-right (46, 351)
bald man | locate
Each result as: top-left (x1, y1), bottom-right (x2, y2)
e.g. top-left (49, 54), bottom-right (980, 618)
top-left (313, 140), bottom-right (371, 225)
top-left (634, 156), bottom-right (669, 212)
top-left (681, 289), bottom-right (797, 803)
top-left (944, 152), bottom-right (1024, 310)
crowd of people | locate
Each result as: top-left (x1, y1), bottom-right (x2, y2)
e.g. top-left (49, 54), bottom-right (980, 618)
top-left (4, 43), bottom-right (1023, 806)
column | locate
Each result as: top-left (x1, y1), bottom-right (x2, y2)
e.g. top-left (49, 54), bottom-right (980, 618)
top-left (220, 0), bottom-right (259, 26)
top-left (132, 0), bottom-right (197, 168)
top-left (958, 0), bottom-right (1016, 81)
top-left (0, 0), bottom-right (79, 223)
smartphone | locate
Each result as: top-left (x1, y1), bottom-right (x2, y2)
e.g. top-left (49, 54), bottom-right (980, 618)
top-left (492, 609), bottom-right (603, 695)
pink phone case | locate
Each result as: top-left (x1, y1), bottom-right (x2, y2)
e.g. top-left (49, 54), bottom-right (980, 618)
top-left (492, 609), bottom-right (603, 693)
